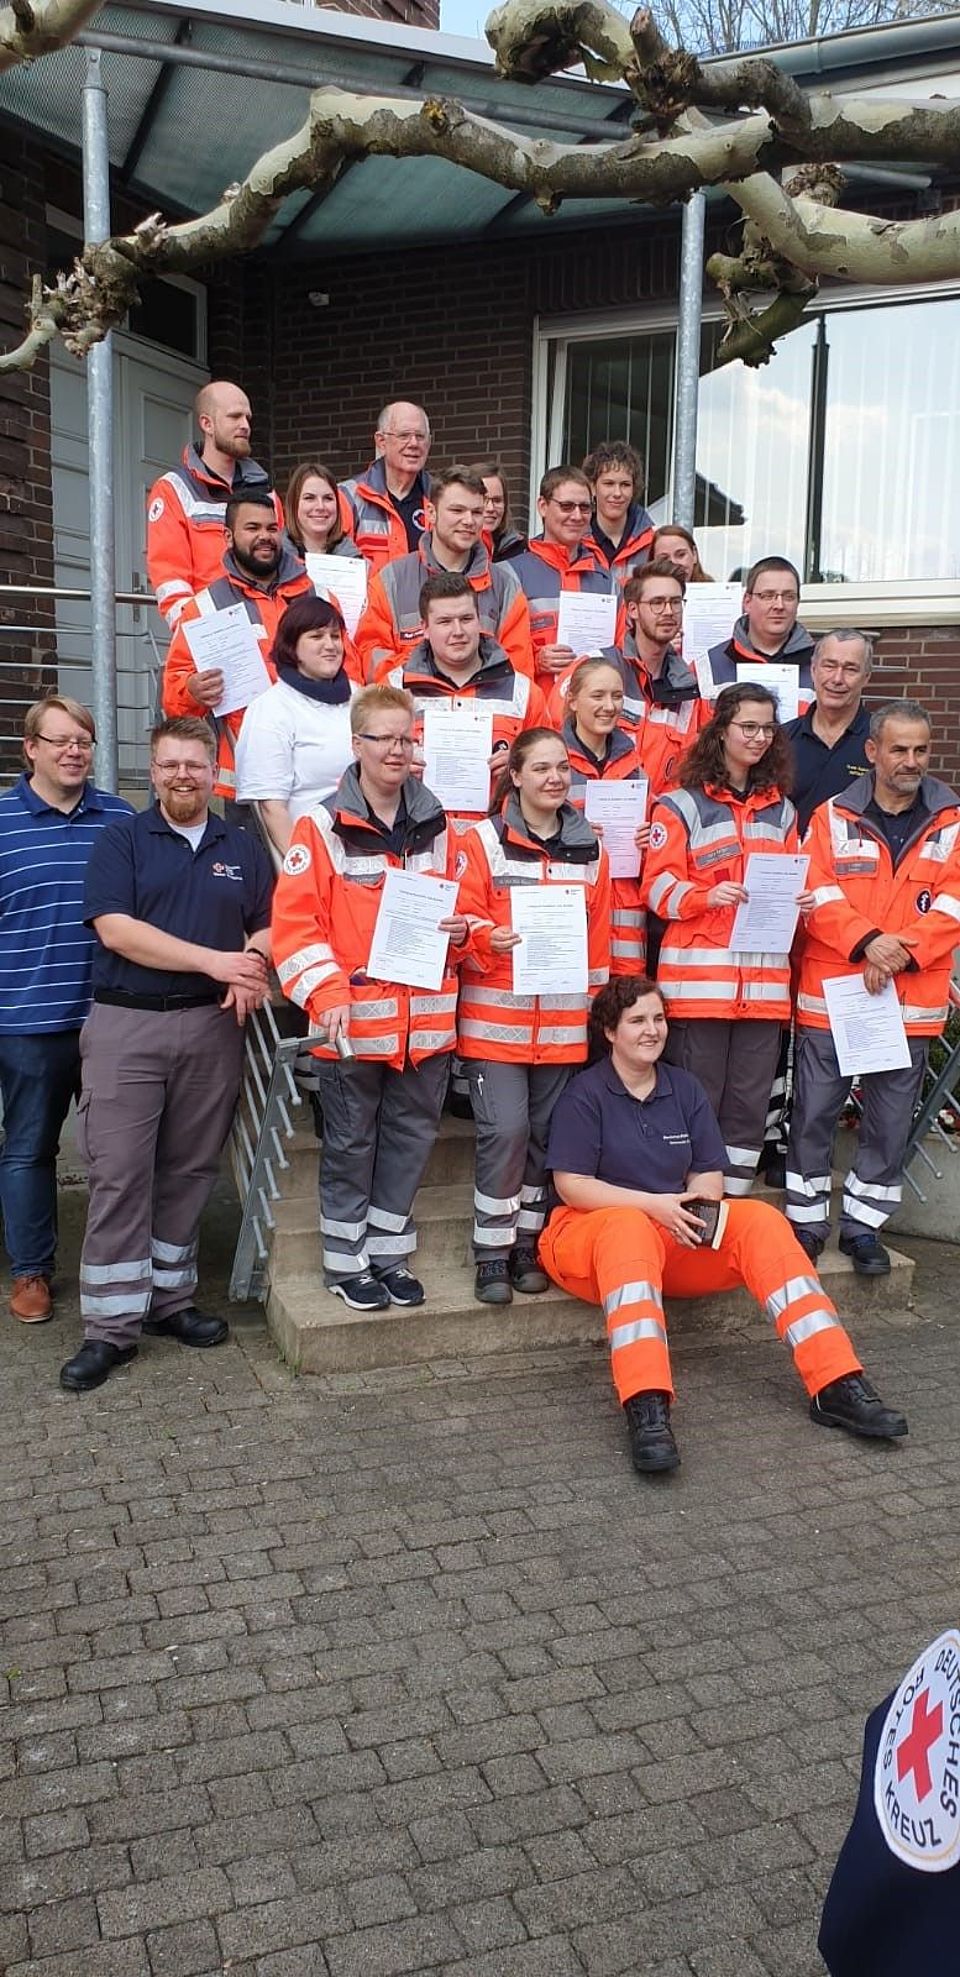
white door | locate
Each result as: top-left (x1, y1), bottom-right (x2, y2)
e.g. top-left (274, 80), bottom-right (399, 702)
top-left (50, 334), bottom-right (207, 782)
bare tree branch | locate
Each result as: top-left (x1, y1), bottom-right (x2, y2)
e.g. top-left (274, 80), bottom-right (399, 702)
top-left (0, 0), bottom-right (103, 72)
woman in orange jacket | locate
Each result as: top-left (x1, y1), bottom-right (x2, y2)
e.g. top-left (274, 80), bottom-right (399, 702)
top-left (456, 727), bottom-right (611, 1307)
top-left (641, 681), bottom-right (811, 1196)
top-left (562, 658), bottom-right (649, 976)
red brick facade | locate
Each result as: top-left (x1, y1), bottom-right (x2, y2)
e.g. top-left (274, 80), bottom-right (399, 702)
top-left (0, 128), bottom-right (56, 740)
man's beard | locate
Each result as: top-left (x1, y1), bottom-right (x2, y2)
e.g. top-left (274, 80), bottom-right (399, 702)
top-left (231, 543), bottom-right (280, 581)
top-left (219, 432), bottom-right (251, 460)
top-left (164, 787), bottom-right (207, 825)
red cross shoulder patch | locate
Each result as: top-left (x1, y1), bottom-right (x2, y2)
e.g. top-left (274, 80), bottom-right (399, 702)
top-left (874, 1627), bottom-right (960, 1872)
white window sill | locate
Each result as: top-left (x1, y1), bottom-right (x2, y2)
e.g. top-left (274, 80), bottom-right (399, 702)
top-left (801, 581), bottom-right (960, 631)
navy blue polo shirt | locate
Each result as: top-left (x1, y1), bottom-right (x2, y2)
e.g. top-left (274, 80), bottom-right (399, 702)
top-left (84, 804), bottom-right (273, 999)
top-left (783, 701), bottom-right (871, 834)
top-left (0, 776), bottom-right (133, 1033)
top-left (546, 1055), bottom-right (726, 1200)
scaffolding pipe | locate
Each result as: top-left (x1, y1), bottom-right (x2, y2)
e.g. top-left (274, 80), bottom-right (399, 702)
top-left (672, 191), bottom-right (705, 532)
top-left (82, 48), bottom-right (119, 793)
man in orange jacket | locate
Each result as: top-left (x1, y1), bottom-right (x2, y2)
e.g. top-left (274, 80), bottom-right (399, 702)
top-left (161, 492), bottom-right (313, 800)
top-left (787, 700), bottom-right (960, 1273)
top-left (512, 467), bottom-right (620, 690)
top-left (341, 401), bottom-right (432, 573)
top-left (358, 468), bottom-right (533, 682)
top-left (146, 381), bottom-right (282, 632)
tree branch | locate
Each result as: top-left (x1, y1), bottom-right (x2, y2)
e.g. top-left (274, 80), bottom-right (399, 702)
top-left (486, 0), bottom-right (635, 83)
top-left (0, 0), bottom-right (103, 71)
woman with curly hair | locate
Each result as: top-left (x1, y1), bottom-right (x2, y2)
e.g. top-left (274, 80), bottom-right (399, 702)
top-left (640, 681), bottom-right (811, 1197)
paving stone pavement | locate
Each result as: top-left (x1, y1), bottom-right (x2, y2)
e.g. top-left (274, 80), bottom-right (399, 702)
top-left (1, 1183), bottom-right (958, 1977)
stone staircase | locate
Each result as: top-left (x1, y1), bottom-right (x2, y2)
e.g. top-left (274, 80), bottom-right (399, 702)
top-left (264, 1113), bottom-right (916, 1374)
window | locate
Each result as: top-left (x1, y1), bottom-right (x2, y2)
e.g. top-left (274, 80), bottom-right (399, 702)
top-left (537, 291), bottom-right (960, 584)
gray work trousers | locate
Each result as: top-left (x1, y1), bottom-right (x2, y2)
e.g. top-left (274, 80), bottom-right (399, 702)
top-left (664, 1018), bottom-right (783, 1196)
top-left (468, 1060), bottom-right (572, 1261)
top-left (316, 1053), bottom-right (450, 1285)
top-left (77, 1002), bottom-right (244, 1347)
top-left (785, 1025), bottom-right (928, 1243)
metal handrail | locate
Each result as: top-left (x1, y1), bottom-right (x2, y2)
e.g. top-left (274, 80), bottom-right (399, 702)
top-left (229, 1007), bottom-right (306, 1302)
top-left (0, 585), bottom-right (165, 783)
top-left (0, 586), bottom-right (149, 604)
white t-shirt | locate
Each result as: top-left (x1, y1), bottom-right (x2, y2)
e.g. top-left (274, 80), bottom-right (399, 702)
top-left (167, 818), bottom-right (208, 851)
top-left (234, 678), bottom-right (355, 820)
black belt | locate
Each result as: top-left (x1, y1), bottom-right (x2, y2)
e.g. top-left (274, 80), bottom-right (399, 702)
top-left (94, 989), bottom-right (221, 1012)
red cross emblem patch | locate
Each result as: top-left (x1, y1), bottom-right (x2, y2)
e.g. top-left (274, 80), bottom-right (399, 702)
top-left (874, 1627), bottom-right (960, 1872)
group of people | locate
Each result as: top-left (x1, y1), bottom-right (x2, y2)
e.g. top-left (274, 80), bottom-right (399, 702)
top-left (2, 376), bottom-right (954, 1479)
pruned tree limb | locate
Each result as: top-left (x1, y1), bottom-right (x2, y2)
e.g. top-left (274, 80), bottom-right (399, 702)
top-left (0, 0), bottom-right (103, 71)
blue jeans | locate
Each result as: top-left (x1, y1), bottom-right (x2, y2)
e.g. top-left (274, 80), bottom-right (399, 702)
top-left (0, 1030), bottom-right (81, 1278)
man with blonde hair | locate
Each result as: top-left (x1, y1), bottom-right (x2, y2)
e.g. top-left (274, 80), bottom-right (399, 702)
top-left (0, 696), bottom-right (131, 1324)
top-left (146, 379), bottom-right (281, 630)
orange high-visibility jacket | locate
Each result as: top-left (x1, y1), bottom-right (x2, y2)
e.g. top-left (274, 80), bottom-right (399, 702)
top-left (562, 717), bottom-right (647, 977)
top-left (547, 638), bottom-right (706, 800)
top-left (340, 459), bottom-right (432, 575)
top-left (706, 616), bottom-right (816, 714)
top-left (642, 780), bottom-right (799, 1021)
top-left (511, 538), bottom-right (623, 691)
top-left (456, 795), bottom-right (610, 1065)
top-left (161, 549), bottom-right (314, 799)
top-left (359, 534), bottom-right (533, 683)
top-left (384, 637), bottom-right (549, 829)
top-left (146, 445), bottom-right (282, 630)
top-left (797, 773), bottom-right (960, 1036)
top-left (271, 765), bottom-right (460, 1070)
top-left (583, 501), bottom-right (655, 591)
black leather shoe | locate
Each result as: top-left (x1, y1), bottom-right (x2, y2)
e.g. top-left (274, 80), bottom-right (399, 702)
top-left (792, 1227), bottom-right (825, 1263)
top-left (475, 1259), bottom-right (512, 1306)
top-left (143, 1306), bottom-right (229, 1347)
top-left (623, 1391), bottom-right (680, 1474)
top-left (509, 1245), bottom-right (549, 1294)
top-left (839, 1231), bottom-right (891, 1276)
top-left (60, 1339), bottom-right (138, 1393)
top-left (810, 1372), bottom-right (907, 1440)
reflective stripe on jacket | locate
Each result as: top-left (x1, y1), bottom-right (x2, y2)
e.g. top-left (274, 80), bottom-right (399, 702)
top-left (456, 795), bottom-right (611, 1065)
top-left (340, 459), bottom-right (432, 575)
top-left (359, 533), bottom-right (533, 681)
top-left (706, 616), bottom-right (815, 712)
top-left (547, 637), bottom-right (705, 799)
top-left (511, 538), bottom-right (621, 690)
top-left (271, 764), bottom-right (459, 1069)
top-left (161, 549), bottom-right (314, 798)
top-left (641, 780), bottom-right (799, 1021)
top-left (583, 502), bottom-right (655, 590)
top-left (797, 773), bottom-right (960, 1036)
top-left (386, 638), bottom-right (548, 828)
top-left (146, 444), bottom-right (281, 628)
top-left (562, 719), bottom-right (647, 977)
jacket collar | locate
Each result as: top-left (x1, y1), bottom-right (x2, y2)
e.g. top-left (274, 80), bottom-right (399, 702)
top-left (417, 533), bottom-right (491, 582)
top-left (403, 633), bottom-right (512, 687)
top-left (728, 614), bottom-right (814, 663)
top-left (500, 790), bottom-right (599, 856)
top-left (838, 770), bottom-right (959, 823)
top-left (358, 457), bottom-right (432, 505)
top-left (527, 534), bottom-right (598, 577)
top-left (329, 760), bottom-right (445, 835)
top-left (221, 544), bottom-right (307, 598)
top-left (183, 441), bottom-right (270, 496)
top-left (561, 718), bottom-right (637, 770)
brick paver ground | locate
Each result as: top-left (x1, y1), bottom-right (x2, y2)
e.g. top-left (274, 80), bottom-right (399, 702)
top-left (2, 1182), bottom-right (958, 1976)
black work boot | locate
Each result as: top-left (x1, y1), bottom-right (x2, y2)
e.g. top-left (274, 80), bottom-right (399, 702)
top-left (509, 1245), bottom-right (549, 1294)
top-left (810, 1373), bottom-right (907, 1440)
top-left (623, 1391), bottom-right (680, 1474)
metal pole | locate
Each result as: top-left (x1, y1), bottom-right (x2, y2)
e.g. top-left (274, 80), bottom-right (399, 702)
top-left (82, 48), bottom-right (118, 792)
top-left (672, 191), bottom-right (706, 531)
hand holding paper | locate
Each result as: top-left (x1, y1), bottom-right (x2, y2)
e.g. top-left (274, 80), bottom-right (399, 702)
top-left (823, 974), bottom-right (912, 1076)
top-left (367, 867), bottom-right (459, 990)
top-left (182, 602), bottom-right (272, 717)
top-left (729, 854), bottom-right (809, 953)
top-left (556, 591), bottom-right (617, 657)
top-left (511, 884), bottom-right (588, 996)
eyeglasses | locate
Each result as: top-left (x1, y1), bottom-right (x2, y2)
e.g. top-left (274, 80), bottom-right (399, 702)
top-left (640, 597), bottom-right (683, 613)
top-left (730, 721), bottom-right (776, 739)
top-left (751, 590), bottom-right (799, 605)
top-left (35, 734), bottom-right (95, 752)
top-left (381, 429), bottom-right (429, 444)
top-left (356, 733), bottom-right (416, 751)
top-left (153, 761), bottom-right (212, 778)
top-left (549, 500), bottom-right (592, 515)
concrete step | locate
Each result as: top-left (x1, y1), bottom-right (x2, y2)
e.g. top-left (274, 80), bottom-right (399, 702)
top-left (266, 1242), bottom-right (916, 1375)
top-left (272, 1182), bottom-right (474, 1275)
top-left (280, 1111), bottom-right (476, 1199)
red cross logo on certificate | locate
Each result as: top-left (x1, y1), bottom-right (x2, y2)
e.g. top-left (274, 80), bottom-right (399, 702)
top-left (896, 1688), bottom-right (944, 1803)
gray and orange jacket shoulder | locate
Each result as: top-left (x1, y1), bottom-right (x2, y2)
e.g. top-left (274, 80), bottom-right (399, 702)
top-left (706, 615), bottom-right (815, 711)
top-left (511, 537), bottom-right (621, 689)
top-left (146, 444), bottom-right (282, 629)
top-left (359, 533), bottom-right (533, 682)
top-left (584, 502), bottom-right (655, 590)
top-left (340, 458), bottom-right (432, 576)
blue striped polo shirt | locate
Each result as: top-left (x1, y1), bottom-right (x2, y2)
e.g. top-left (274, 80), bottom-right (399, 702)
top-left (0, 775), bottom-right (134, 1033)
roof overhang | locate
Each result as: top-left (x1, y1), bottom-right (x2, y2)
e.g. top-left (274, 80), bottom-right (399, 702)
top-left (1, 0), bottom-right (958, 259)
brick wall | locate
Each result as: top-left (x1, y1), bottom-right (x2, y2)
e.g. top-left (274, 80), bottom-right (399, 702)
top-left (316, 0), bottom-right (439, 25)
top-left (872, 627), bottom-right (960, 788)
top-left (0, 127), bottom-right (56, 755)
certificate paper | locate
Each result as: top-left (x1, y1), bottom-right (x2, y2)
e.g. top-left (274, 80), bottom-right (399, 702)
top-left (682, 582), bottom-right (741, 693)
top-left (182, 603), bottom-right (272, 717)
top-left (730, 853), bottom-right (809, 954)
top-left (735, 661), bottom-right (800, 723)
top-left (305, 554), bottom-right (368, 638)
top-left (422, 702), bottom-right (493, 816)
top-left (583, 779), bottom-right (648, 879)
top-left (823, 974), bottom-right (912, 1077)
top-left (511, 884), bottom-right (588, 997)
top-left (367, 867), bottom-right (458, 991)
top-left (556, 590), bottom-right (617, 656)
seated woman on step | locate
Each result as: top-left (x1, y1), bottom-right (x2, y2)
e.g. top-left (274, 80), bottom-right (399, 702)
top-left (539, 974), bottom-right (908, 1477)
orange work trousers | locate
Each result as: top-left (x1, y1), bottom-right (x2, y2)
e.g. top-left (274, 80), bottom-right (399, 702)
top-left (540, 1197), bottom-right (862, 1405)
